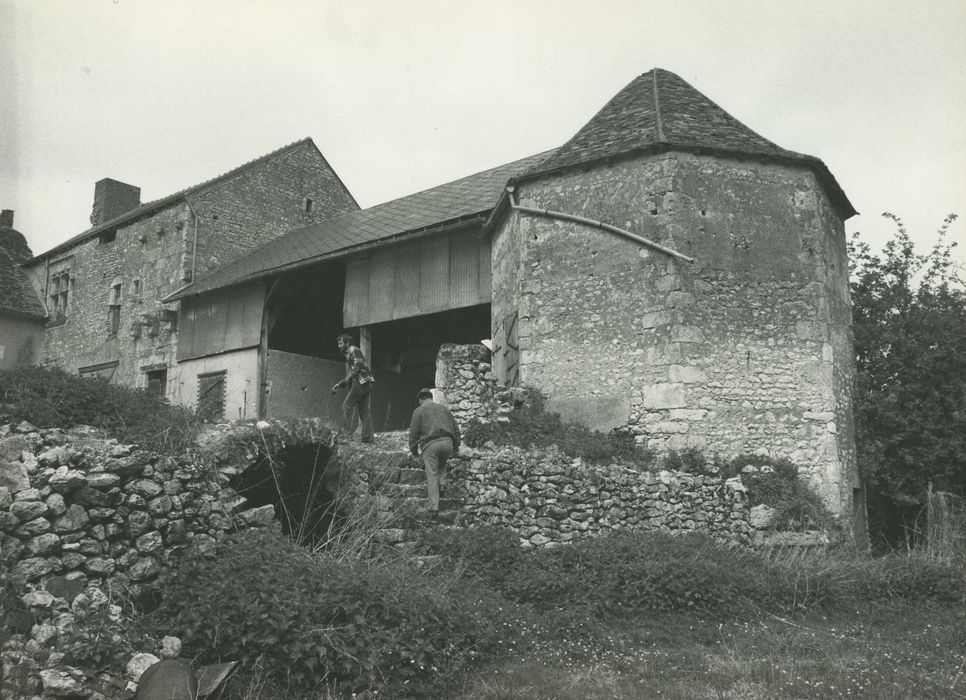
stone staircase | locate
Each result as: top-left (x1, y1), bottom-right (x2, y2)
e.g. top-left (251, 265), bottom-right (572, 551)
top-left (342, 431), bottom-right (462, 568)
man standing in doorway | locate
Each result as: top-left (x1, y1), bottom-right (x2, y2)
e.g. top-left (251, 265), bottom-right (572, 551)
top-left (408, 388), bottom-right (460, 514)
top-left (331, 334), bottom-right (375, 443)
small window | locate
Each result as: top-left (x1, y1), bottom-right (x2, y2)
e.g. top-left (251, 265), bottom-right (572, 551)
top-left (198, 370), bottom-right (227, 422)
top-left (145, 367), bottom-right (167, 396)
top-left (108, 283), bottom-right (122, 336)
top-left (49, 270), bottom-right (71, 322)
top-left (79, 360), bottom-right (118, 381)
top-left (99, 229), bottom-right (117, 244)
top-left (302, 197), bottom-right (314, 213)
top-left (132, 279), bottom-right (142, 299)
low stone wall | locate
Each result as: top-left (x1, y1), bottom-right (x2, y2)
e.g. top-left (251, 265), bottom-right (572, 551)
top-left (0, 422), bottom-right (275, 595)
top-left (434, 343), bottom-right (517, 428)
top-left (451, 444), bottom-right (752, 547)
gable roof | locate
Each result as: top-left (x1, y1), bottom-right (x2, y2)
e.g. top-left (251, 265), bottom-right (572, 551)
top-left (166, 149), bottom-right (555, 302)
top-left (521, 68), bottom-right (856, 218)
top-left (1, 228), bottom-right (46, 319)
top-left (28, 138), bottom-right (356, 264)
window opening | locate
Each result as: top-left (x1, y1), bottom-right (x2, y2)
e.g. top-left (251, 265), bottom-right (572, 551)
top-left (145, 368), bottom-right (167, 396)
top-left (198, 370), bottom-right (227, 422)
top-left (49, 270), bottom-right (71, 321)
top-left (78, 360), bottom-right (118, 381)
top-left (303, 197), bottom-right (314, 213)
top-left (108, 283), bottom-right (122, 336)
top-left (99, 229), bottom-right (117, 244)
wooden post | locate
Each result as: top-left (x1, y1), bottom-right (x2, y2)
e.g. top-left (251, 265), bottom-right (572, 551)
top-left (359, 326), bottom-right (372, 364)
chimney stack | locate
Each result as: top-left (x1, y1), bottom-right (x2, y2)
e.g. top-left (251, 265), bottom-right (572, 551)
top-left (90, 178), bottom-right (141, 226)
top-left (0, 209), bottom-right (13, 229)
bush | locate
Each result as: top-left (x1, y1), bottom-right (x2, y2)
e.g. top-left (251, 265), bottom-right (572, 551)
top-left (150, 528), bottom-right (500, 695)
top-left (464, 398), bottom-right (654, 470)
top-left (723, 454), bottom-right (835, 531)
top-left (0, 366), bottom-right (197, 453)
top-left (419, 527), bottom-right (966, 620)
top-left (421, 527), bottom-right (786, 617)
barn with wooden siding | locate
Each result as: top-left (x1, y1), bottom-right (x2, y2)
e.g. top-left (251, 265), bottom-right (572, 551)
top-left (166, 151), bottom-right (552, 427)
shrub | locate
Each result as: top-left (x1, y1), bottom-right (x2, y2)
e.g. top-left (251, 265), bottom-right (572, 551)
top-left (463, 396), bottom-right (654, 470)
top-left (0, 366), bottom-right (198, 453)
top-left (724, 454), bottom-right (835, 530)
top-left (150, 528), bottom-right (500, 695)
top-left (420, 527), bottom-right (787, 617)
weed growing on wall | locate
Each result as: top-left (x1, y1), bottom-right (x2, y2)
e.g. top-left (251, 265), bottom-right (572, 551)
top-left (463, 391), bottom-right (655, 469)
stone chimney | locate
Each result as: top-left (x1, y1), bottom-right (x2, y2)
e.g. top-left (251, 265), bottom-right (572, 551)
top-left (90, 178), bottom-right (141, 226)
top-left (0, 209), bottom-right (32, 262)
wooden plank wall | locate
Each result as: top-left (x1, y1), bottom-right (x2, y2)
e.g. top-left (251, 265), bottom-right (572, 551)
top-left (343, 227), bottom-right (490, 326)
top-left (177, 282), bottom-right (265, 361)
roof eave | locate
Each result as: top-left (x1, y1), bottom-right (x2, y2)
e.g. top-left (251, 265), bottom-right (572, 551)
top-left (164, 213), bottom-right (491, 303)
top-left (515, 143), bottom-right (858, 221)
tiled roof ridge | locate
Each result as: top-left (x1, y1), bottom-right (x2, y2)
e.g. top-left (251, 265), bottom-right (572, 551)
top-left (27, 137), bottom-right (316, 263)
top-left (653, 68), bottom-right (666, 142)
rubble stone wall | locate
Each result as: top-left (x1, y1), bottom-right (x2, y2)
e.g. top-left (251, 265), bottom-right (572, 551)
top-left (452, 444), bottom-right (751, 547)
top-left (0, 423), bottom-right (272, 596)
top-left (434, 343), bottom-right (515, 428)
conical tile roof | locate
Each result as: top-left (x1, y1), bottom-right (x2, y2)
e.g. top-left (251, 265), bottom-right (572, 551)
top-left (526, 68), bottom-right (855, 217)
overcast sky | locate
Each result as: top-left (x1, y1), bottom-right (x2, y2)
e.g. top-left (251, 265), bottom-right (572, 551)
top-left (2, 0), bottom-right (964, 262)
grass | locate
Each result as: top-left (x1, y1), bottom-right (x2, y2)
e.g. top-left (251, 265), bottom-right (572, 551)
top-left (454, 604), bottom-right (966, 699)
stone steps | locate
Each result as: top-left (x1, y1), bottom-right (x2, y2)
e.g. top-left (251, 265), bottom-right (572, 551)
top-left (352, 434), bottom-right (464, 556)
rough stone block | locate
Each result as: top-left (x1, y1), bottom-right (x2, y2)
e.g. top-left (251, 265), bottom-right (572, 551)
top-left (639, 383), bottom-right (686, 409)
top-left (670, 326), bottom-right (705, 343)
top-left (668, 365), bottom-right (708, 383)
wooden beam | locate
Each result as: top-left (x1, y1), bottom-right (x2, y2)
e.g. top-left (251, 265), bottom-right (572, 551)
top-left (359, 326), bottom-right (372, 366)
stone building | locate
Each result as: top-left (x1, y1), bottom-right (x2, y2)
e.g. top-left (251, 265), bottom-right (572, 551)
top-left (16, 69), bottom-right (862, 531)
top-left (165, 69), bottom-right (862, 531)
top-left (19, 139), bottom-right (358, 406)
top-left (0, 210), bottom-right (46, 368)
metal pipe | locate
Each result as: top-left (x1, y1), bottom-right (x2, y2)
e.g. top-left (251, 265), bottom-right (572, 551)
top-left (506, 187), bottom-right (694, 264)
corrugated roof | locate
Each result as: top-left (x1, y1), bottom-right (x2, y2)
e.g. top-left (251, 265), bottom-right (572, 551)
top-left (167, 150), bottom-right (555, 301)
top-left (523, 68), bottom-right (856, 218)
top-left (0, 228), bottom-right (46, 319)
top-left (28, 137), bottom-right (352, 264)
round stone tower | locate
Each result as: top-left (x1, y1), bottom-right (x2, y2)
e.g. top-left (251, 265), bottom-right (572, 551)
top-left (488, 69), bottom-right (863, 534)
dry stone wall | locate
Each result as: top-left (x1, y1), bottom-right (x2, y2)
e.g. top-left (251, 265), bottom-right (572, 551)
top-left (0, 422), bottom-right (273, 596)
top-left (451, 444), bottom-right (751, 547)
top-left (434, 343), bottom-right (517, 427)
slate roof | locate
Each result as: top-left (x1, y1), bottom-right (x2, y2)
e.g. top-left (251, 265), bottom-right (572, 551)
top-left (28, 138), bottom-right (354, 264)
top-left (522, 68), bottom-right (856, 218)
top-left (0, 228), bottom-right (46, 319)
top-left (166, 150), bottom-right (555, 301)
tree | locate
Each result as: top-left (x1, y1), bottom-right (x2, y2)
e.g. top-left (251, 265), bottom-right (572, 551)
top-left (848, 213), bottom-right (965, 545)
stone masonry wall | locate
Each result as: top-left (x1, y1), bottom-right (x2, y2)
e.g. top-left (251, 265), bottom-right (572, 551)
top-left (434, 343), bottom-right (515, 427)
top-left (189, 141), bottom-right (358, 275)
top-left (0, 422), bottom-right (273, 598)
top-left (490, 151), bottom-right (859, 518)
top-left (451, 444), bottom-right (751, 548)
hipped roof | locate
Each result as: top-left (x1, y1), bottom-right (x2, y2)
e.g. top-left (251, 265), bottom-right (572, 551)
top-left (519, 68), bottom-right (856, 218)
top-left (1, 227), bottom-right (46, 319)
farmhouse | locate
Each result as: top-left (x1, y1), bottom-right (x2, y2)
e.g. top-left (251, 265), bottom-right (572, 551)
top-left (15, 68), bottom-right (862, 525)
top-left (18, 139), bottom-right (358, 405)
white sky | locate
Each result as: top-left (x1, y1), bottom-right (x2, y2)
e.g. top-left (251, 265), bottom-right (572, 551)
top-left (2, 0), bottom-right (965, 261)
